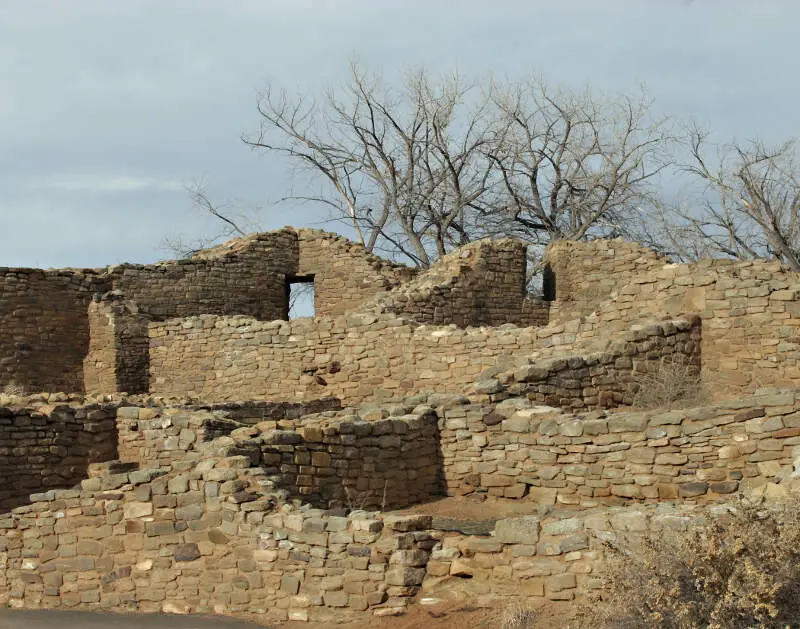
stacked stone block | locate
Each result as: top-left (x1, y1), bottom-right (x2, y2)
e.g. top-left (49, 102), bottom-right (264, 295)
top-left (0, 443), bottom-right (439, 622)
top-left (0, 268), bottom-right (108, 393)
top-left (0, 403), bottom-right (117, 511)
top-left (377, 238), bottom-right (533, 328)
top-left (259, 411), bottom-right (442, 510)
top-left (436, 389), bottom-right (800, 504)
top-left (296, 229), bottom-right (414, 318)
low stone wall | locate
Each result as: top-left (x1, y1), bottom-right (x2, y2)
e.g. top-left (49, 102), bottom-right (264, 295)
top-left (0, 403), bottom-right (117, 511)
top-left (148, 314), bottom-right (545, 404)
top-left (485, 316), bottom-right (701, 410)
top-left (421, 502), bottom-right (729, 605)
top-left (435, 389), bottom-right (800, 504)
top-left (376, 238), bottom-right (533, 327)
top-left (4, 454), bottom-right (794, 619)
top-left (0, 447), bottom-right (441, 622)
top-left (115, 398), bottom-right (341, 470)
top-left (259, 411), bottom-right (442, 510)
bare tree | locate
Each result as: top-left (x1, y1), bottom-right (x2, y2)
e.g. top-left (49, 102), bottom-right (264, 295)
top-left (160, 182), bottom-right (250, 259)
top-left (242, 63), bottom-right (674, 271)
top-left (663, 128), bottom-right (800, 269)
top-left (243, 61), bottom-right (501, 267)
top-left (482, 78), bottom-right (672, 248)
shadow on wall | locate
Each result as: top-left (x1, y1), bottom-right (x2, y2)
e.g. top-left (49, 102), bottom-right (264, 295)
top-left (0, 404), bottom-right (120, 513)
top-left (260, 412), bottom-right (445, 510)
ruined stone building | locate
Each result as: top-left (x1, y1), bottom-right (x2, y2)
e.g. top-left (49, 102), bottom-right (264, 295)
top-left (1, 227), bottom-right (800, 621)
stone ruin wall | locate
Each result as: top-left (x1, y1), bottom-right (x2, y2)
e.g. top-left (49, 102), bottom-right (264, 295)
top-left (9, 231), bottom-right (800, 621)
top-left (141, 236), bottom-right (800, 408)
top-left (98, 235), bottom-right (549, 401)
top-left (0, 228), bottom-right (421, 395)
top-left (8, 230), bottom-right (800, 407)
top-left (107, 229), bottom-right (298, 322)
top-left (0, 402), bottom-right (118, 512)
top-left (376, 238), bottom-right (543, 327)
top-left (147, 314), bottom-right (543, 404)
top-left (437, 388), bottom-right (800, 504)
top-left (0, 268), bottom-right (107, 394)
top-left (543, 238), bottom-right (670, 321)
top-left (1, 469), bottom-right (752, 620)
top-left (2, 388), bottom-right (800, 619)
top-left (147, 312), bottom-right (699, 408)
top-left (296, 230), bottom-right (414, 317)
top-left (543, 240), bottom-right (800, 395)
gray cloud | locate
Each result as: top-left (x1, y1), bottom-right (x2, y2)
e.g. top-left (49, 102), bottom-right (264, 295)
top-left (1, 0), bottom-right (798, 268)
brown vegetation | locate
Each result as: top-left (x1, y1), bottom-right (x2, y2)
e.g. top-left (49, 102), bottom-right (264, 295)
top-left (580, 498), bottom-right (800, 629)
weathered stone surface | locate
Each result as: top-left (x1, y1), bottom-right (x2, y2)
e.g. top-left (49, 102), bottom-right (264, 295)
top-left (494, 517), bottom-right (540, 545)
top-left (173, 543), bottom-right (201, 562)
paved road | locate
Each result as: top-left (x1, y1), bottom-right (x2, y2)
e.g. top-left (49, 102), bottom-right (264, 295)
top-left (0, 609), bottom-right (272, 629)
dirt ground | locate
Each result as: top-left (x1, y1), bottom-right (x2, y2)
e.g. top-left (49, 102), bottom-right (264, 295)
top-left (282, 598), bottom-right (570, 629)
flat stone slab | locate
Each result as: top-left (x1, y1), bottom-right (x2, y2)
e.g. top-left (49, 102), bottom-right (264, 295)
top-left (0, 609), bottom-right (270, 629)
top-left (431, 516), bottom-right (496, 535)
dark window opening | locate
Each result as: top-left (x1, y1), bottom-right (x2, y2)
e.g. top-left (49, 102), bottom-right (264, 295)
top-left (542, 264), bottom-right (556, 302)
top-left (285, 275), bottom-right (315, 320)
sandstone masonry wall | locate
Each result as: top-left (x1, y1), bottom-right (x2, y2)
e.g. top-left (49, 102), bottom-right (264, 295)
top-left (148, 310), bottom-right (697, 409)
top-left (434, 389), bottom-right (800, 505)
top-left (0, 445), bottom-right (441, 622)
top-left (0, 229), bottom-right (417, 395)
top-left (0, 268), bottom-right (108, 393)
top-left (84, 296), bottom-right (151, 395)
top-left (148, 314), bottom-right (545, 404)
top-left (478, 316), bottom-right (701, 410)
top-left (376, 239), bottom-right (532, 327)
top-left (114, 402), bottom-right (441, 510)
top-left (543, 239), bottom-right (670, 321)
top-left (2, 391), bottom-right (800, 621)
top-left (541, 245), bottom-right (800, 395)
top-left (259, 412), bottom-right (442, 510)
top-left (296, 230), bottom-right (414, 318)
top-left (0, 403), bottom-right (117, 511)
top-left (107, 230), bottom-right (298, 321)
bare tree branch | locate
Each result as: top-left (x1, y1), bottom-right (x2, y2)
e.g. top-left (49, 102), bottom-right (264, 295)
top-left (661, 127), bottom-right (800, 270)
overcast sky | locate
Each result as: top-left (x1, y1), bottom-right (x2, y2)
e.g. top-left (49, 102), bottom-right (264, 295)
top-left (1, 0), bottom-right (798, 269)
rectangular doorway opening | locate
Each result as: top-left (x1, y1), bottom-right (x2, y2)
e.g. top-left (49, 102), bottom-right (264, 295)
top-left (285, 274), bottom-right (315, 319)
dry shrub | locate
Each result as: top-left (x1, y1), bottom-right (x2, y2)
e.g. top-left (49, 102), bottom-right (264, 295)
top-left (630, 356), bottom-right (705, 410)
top-left (579, 498), bottom-right (800, 629)
top-left (0, 382), bottom-right (25, 397)
top-left (500, 605), bottom-right (537, 629)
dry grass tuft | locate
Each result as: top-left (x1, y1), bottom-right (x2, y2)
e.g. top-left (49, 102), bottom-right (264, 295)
top-left (500, 604), bottom-right (537, 629)
top-left (0, 382), bottom-right (26, 397)
top-left (630, 356), bottom-right (705, 410)
top-left (578, 497), bottom-right (800, 629)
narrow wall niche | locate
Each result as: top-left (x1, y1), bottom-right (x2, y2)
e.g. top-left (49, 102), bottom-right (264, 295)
top-left (542, 263), bottom-right (556, 302)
